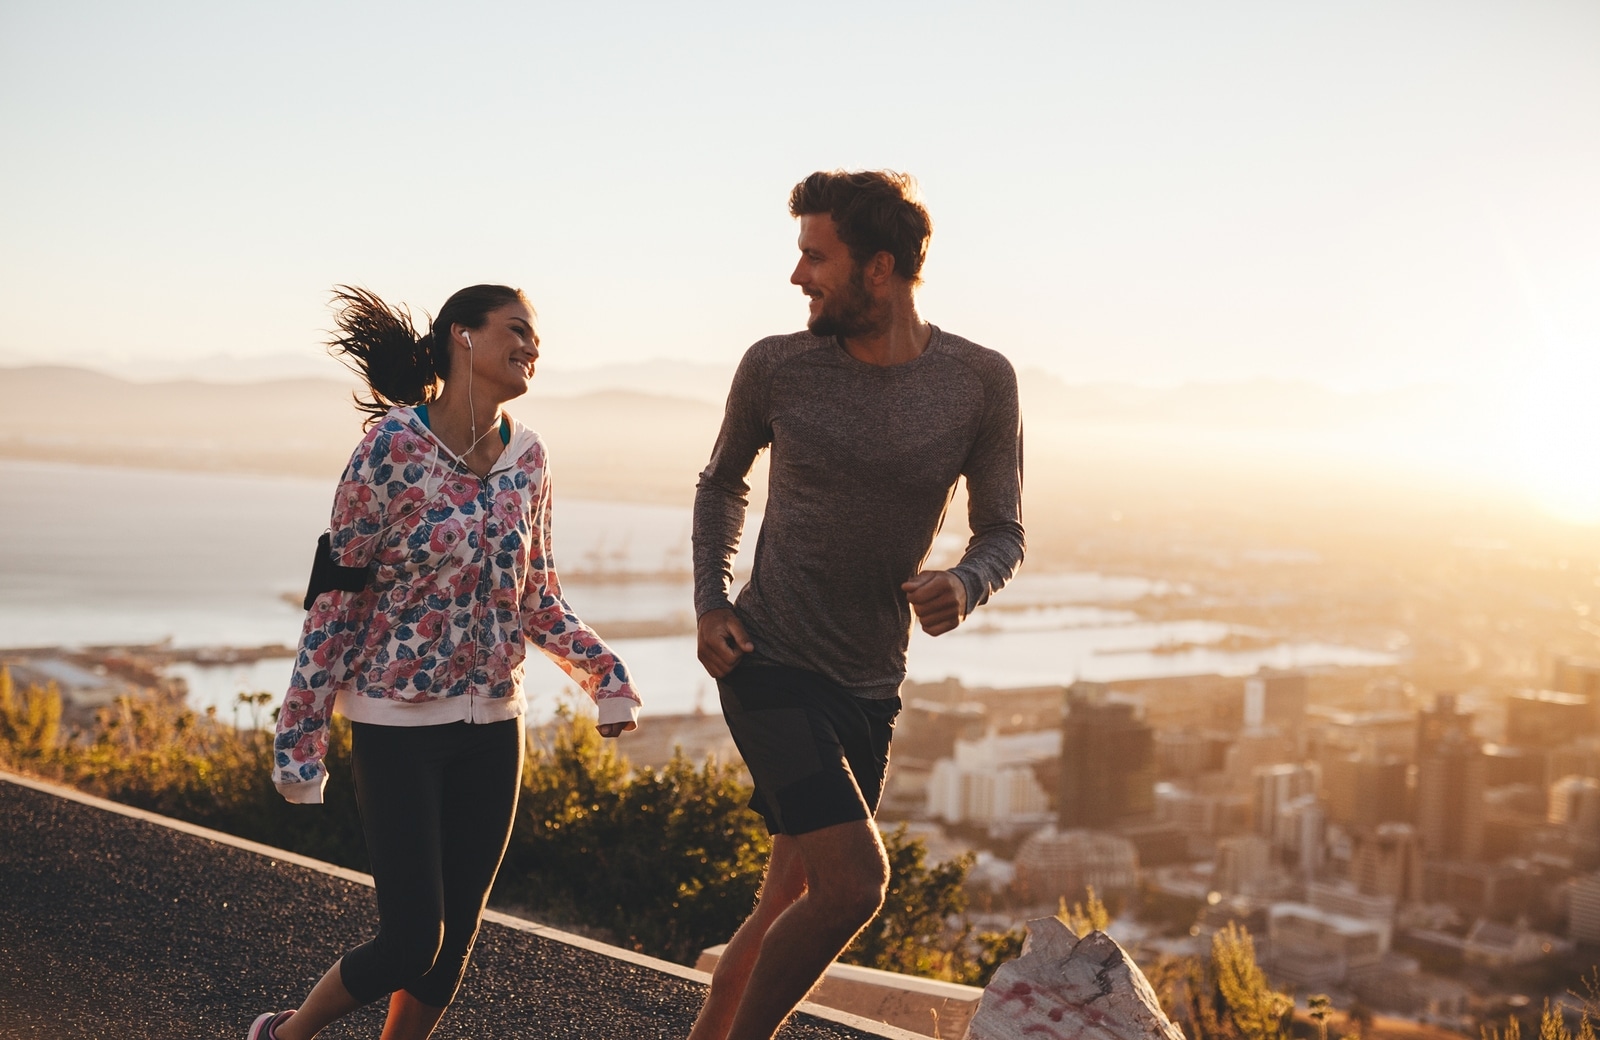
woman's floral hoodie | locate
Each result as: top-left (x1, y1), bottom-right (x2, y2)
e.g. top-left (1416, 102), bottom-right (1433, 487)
top-left (274, 407), bottom-right (640, 804)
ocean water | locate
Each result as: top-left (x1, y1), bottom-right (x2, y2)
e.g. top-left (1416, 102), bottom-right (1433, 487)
top-left (0, 459), bottom-right (1396, 724)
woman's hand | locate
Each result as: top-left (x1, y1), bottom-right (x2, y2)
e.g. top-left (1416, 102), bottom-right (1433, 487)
top-left (596, 721), bottom-right (632, 739)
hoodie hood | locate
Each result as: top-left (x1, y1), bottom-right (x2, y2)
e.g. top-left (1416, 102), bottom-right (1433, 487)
top-left (396, 405), bottom-right (542, 475)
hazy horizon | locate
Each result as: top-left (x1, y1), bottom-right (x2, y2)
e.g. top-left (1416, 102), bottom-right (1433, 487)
top-left (3, 2), bottom-right (1594, 386)
top-left (4, 1), bottom-right (1599, 523)
top-left (4, 358), bottom-right (1598, 537)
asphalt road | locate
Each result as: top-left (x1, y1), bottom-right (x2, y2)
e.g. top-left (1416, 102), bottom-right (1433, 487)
top-left (0, 774), bottom-right (893, 1040)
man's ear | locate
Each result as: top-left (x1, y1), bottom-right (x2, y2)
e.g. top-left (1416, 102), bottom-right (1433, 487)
top-left (866, 250), bottom-right (897, 286)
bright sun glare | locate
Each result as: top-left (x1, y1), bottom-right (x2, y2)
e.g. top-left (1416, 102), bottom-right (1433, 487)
top-left (1511, 342), bottom-right (1600, 525)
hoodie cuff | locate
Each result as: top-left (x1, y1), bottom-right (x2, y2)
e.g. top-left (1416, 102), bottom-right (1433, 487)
top-left (276, 774), bottom-right (328, 805)
top-left (598, 696), bottom-right (640, 731)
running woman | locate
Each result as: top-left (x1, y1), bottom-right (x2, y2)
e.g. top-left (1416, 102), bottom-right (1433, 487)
top-left (250, 284), bottom-right (640, 1040)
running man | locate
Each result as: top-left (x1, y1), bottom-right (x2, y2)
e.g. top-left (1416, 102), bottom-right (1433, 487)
top-left (688, 170), bottom-right (1025, 1040)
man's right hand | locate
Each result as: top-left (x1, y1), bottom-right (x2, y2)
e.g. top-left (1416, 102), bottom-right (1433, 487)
top-left (697, 607), bottom-right (754, 678)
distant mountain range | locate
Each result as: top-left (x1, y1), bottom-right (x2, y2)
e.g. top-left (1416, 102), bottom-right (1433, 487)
top-left (44, 352), bottom-right (745, 405)
top-left (0, 364), bottom-right (726, 504)
top-left (0, 361), bottom-right (1499, 514)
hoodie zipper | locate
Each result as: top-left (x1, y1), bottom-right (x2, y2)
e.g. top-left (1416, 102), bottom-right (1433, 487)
top-left (409, 409), bottom-right (526, 719)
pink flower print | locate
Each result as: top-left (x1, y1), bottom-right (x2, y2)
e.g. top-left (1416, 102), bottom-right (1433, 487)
top-left (415, 612), bottom-right (444, 640)
top-left (295, 731), bottom-right (322, 761)
top-left (446, 568), bottom-right (478, 602)
top-left (390, 486), bottom-right (426, 520)
top-left (308, 599), bottom-right (343, 629)
top-left (381, 659), bottom-right (422, 690)
top-left (364, 614), bottom-right (394, 647)
top-left (450, 646), bottom-right (475, 672)
top-left (442, 477), bottom-right (478, 507)
top-left (310, 637), bottom-right (342, 670)
top-left (335, 483), bottom-right (375, 523)
top-left (494, 490), bottom-right (524, 522)
top-left (390, 432), bottom-right (427, 464)
top-left (280, 690), bottom-right (315, 727)
top-left (430, 519), bottom-right (466, 554)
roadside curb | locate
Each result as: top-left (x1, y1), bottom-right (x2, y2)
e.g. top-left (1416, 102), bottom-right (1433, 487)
top-left (0, 769), bottom-right (929, 1040)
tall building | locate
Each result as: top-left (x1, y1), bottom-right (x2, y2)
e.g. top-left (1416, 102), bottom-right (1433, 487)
top-left (1321, 754), bottom-right (1409, 830)
top-left (1415, 693), bottom-right (1485, 861)
top-left (1553, 658), bottom-right (1600, 702)
top-left (1155, 730), bottom-right (1230, 777)
top-left (1253, 763), bottom-right (1318, 836)
top-left (1482, 743), bottom-right (1548, 789)
top-left (1506, 689), bottom-right (1593, 750)
top-left (926, 728), bottom-right (1059, 838)
top-left (1569, 872), bottom-right (1600, 944)
top-left (1059, 682), bottom-right (1155, 829)
top-left (1350, 822), bottom-right (1423, 904)
top-left (1215, 834), bottom-right (1273, 895)
top-left (1551, 776), bottom-right (1600, 844)
top-left (1225, 729), bottom-right (1299, 788)
top-left (1244, 668), bottom-right (1308, 733)
top-left (1275, 795), bottom-right (1326, 877)
top-left (1308, 708), bottom-right (1417, 763)
top-left (1551, 738), bottom-right (1600, 783)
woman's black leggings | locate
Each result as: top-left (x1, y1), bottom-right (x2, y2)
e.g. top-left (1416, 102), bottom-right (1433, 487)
top-left (338, 718), bottom-right (523, 1009)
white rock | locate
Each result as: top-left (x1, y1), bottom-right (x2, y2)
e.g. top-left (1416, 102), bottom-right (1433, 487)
top-left (963, 918), bottom-right (1185, 1040)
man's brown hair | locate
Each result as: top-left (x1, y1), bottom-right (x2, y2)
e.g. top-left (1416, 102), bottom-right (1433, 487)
top-left (788, 170), bottom-right (933, 285)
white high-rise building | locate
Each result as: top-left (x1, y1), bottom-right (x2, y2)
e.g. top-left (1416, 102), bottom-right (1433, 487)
top-left (927, 728), bottom-right (1060, 837)
top-left (1253, 762), bottom-right (1318, 836)
top-left (1276, 794), bottom-right (1326, 877)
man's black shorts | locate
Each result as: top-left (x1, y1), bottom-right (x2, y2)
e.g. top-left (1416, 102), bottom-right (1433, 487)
top-left (717, 661), bottom-right (900, 836)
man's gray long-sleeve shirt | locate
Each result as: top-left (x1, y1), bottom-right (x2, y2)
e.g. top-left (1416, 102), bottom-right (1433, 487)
top-left (692, 327), bottom-right (1025, 698)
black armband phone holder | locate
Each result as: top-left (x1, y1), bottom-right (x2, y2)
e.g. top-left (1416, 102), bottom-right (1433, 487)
top-left (303, 532), bottom-right (370, 609)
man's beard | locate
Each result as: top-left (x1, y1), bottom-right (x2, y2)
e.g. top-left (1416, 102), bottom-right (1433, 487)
top-left (807, 265), bottom-right (886, 338)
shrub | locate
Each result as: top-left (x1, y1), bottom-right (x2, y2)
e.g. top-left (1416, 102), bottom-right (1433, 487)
top-left (0, 674), bottom-right (1027, 980)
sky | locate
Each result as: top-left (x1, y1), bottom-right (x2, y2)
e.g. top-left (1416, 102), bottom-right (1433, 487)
top-left (2, 1), bottom-right (1599, 514)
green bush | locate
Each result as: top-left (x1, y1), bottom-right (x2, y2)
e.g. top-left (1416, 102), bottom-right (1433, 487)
top-left (497, 708), bottom-right (770, 965)
top-left (1146, 922), bottom-right (1294, 1040)
top-left (0, 667), bottom-right (62, 770)
top-left (0, 671), bottom-right (1015, 980)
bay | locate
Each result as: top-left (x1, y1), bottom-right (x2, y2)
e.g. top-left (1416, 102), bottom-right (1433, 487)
top-left (0, 460), bottom-right (1397, 725)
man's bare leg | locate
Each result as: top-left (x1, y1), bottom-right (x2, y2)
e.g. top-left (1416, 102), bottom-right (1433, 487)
top-left (687, 837), bottom-right (809, 1040)
top-left (704, 819), bottom-right (889, 1040)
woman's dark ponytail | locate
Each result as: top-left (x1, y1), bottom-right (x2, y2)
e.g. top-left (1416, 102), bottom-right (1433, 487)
top-left (327, 283), bottom-right (528, 428)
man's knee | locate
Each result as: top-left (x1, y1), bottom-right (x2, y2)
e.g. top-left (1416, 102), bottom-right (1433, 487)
top-left (837, 890), bottom-right (886, 934)
top-left (814, 861), bottom-right (888, 930)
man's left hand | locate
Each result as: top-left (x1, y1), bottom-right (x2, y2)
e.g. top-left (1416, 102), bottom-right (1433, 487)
top-left (901, 570), bottom-right (968, 636)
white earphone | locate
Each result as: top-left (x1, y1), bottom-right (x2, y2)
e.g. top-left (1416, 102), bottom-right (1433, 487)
top-left (463, 331), bottom-right (474, 349)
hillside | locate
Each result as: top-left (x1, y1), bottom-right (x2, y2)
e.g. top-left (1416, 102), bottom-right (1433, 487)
top-left (0, 366), bottom-right (724, 505)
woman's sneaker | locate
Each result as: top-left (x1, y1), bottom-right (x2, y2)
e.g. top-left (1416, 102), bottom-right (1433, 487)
top-left (247, 1011), bottom-right (293, 1039)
